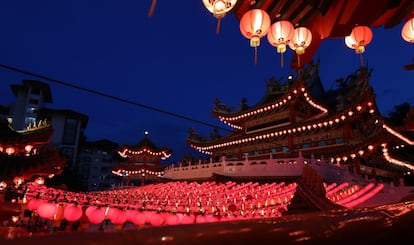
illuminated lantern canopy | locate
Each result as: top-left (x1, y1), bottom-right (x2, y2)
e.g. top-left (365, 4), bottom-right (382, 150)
top-left (202, 0), bottom-right (238, 34)
top-left (267, 20), bottom-right (294, 67)
top-left (401, 17), bottom-right (414, 43)
top-left (240, 9), bottom-right (271, 64)
top-left (288, 27), bottom-right (312, 67)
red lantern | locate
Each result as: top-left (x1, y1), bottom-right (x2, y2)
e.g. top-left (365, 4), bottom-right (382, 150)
top-left (164, 213), bottom-right (180, 225)
top-left (150, 213), bottom-right (164, 226)
top-left (111, 210), bottom-right (127, 225)
top-left (37, 202), bottom-right (57, 220)
top-left (288, 27), bottom-right (312, 68)
top-left (240, 9), bottom-right (271, 64)
top-left (202, 0), bottom-right (238, 34)
top-left (401, 17), bottom-right (414, 43)
top-left (27, 199), bottom-right (44, 211)
top-left (345, 25), bottom-right (373, 65)
top-left (127, 210), bottom-right (146, 226)
top-left (267, 20), bottom-right (294, 67)
top-left (88, 208), bottom-right (105, 224)
top-left (345, 26), bottom-right (373, 54)
top-left (64, 204), bottom-right (83, 222)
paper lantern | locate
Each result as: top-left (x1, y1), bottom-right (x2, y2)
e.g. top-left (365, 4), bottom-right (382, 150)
top-left (288, 26), bottom-right (312, 68)
top-left (164, 213), bottom-right (180, 225)
top-left (27, 199), bottom-right (44, 211)
top-left (127, 210), bottom-right (146, 226)
top-left (64, 204), bottom-right (83, 222)
top-left (109, 209), bottom-right (127, 225)
top-left (88, 208), bottom-right (105, 224)
top-left (267, 20), bottom-right (294, 67)
top-left (345, 25), bottom-right (373, 65)
top-left (202, 0), bottom-right (238, 34)
top-left (37, 202), bottom-right (57, 220)
top-left (345, 26), bottom-right (373, 54)
top-left (240, 9), bottom-right (271, 64)
top-left (288, 27), bottom-right (312, 55)
top-left (401, 17), bottom-right (414, 43)
top-left (150, 213), bottom-right (164, 226)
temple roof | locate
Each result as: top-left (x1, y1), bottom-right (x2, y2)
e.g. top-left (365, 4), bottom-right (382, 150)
top-left (0, 118), bottom-right (53, 145)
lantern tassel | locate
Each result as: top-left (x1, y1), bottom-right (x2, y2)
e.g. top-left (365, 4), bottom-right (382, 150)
top-left (297, 54), bottom-right (301, 69)
top-left (359, 53), bottom-right (364, 66)
top-left (216, 18), bottom-right (221, 35)
top-left (281, 52), bottom-right (284, 68)
top-left (254, 47), bottom-right (258, 65)
top-left (148, 0), bottom-right (157, 17)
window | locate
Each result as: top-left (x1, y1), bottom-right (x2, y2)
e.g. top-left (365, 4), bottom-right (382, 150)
top-left (62, 118), bottom-right (78, 145)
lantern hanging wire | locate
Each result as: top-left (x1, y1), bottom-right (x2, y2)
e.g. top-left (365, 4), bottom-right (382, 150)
top-left (148, 0), bottom-right (157, 17)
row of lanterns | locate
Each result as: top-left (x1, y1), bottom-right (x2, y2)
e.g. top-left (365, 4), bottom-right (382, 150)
top-left (202, 1), bottom-right (414, 66)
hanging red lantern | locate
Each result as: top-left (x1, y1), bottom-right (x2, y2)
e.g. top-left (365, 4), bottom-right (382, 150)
top-left (240, 9), bottom-right (271, 64)
top-left (401, 17), bottom-right (414, 43)
top-left (27, 198), bottom-right (44, 211)
top-left (345, 25), bottom-right (373, 65)
top-left (267, 20), bottom-right (295, 67)
top-left (345, 26), bottom-right (373, 54)
top-left (288, 27), bottom-right (312, 67)
top-left (87, 208), bottom-right (105, 224)
top-left (202, 0), bottom-right (238, 34)
top-left (37, 202), bottom-right (57, 220)
top-left (64, 204), bottom-right (83, 222)
top-left (150, 213), bottom-right (164, 226)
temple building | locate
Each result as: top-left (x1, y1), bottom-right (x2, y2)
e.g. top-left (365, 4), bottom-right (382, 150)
top-left (164, 63), bottom-right (414, 184)
top-left (0, 118), bottom-right (65, 200)
top-left (112, 131), bottom-right (172, 185)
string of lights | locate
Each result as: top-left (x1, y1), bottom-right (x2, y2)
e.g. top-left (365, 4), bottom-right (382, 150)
top-left (0, 63), bottom-right (232, 132)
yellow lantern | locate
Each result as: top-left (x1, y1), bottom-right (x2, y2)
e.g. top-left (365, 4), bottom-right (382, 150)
top-left (401, 17), bottom-right (414, 43)
top-left (202, 0), bottom-right (238, 34)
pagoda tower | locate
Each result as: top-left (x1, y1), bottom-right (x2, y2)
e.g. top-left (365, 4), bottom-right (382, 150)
top-left (112, 131), bottom-right (172, 186)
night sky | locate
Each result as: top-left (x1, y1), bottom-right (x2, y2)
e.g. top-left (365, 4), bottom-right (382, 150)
top-left (0, 1), bottom-right (413, 163)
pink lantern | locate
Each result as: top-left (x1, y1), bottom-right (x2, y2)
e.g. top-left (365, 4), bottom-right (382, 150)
top-left (202, 0), bottom-right (238, 34)
top-left (401, 17), bottom-right (414, 43)
top-left (64, 204), bottom-right (83, 222)
top-left (106, 208), bottom-right (127, 225)
top-left (150, 213), bottom-right (164, 226)
top-left (181, 214), bottom-right (195, 224)
top-left (288, 26), bottom-right (312, 68)
top-left (288, 27), bottom-right (312, 55)
top-left (27, 199), bottom-right (44, 211)
top-left (267, 20), bottom-right (295, 67)
top-left (164, 213), bottom-right (180, 225)
top-left (240, 9), bottom-right (271, 64)
top-left (88, 208), bottom-right (106, 224)
top-left (37, 202), bottom-right (57, 220)
top-left (85, 206), bottom-right (98, 217)
top-left (127, 210), bottom-right (146, 226)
